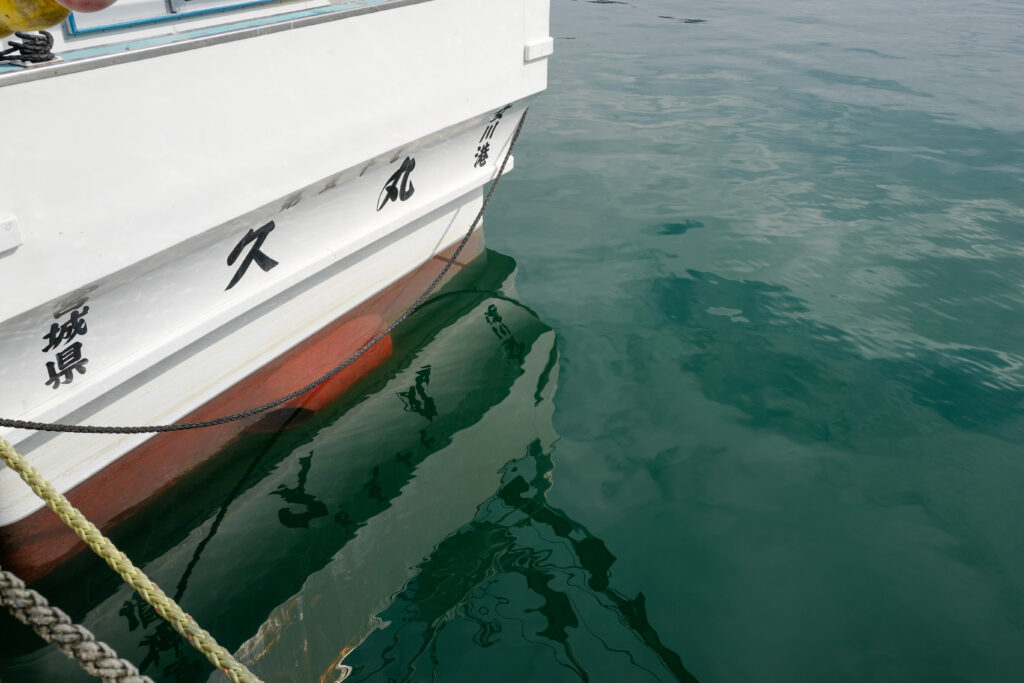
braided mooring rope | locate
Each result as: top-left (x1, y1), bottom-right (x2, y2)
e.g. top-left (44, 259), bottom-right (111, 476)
top-left (0, 437), bottom-right (262, 682)
top-left (0, 567), bottom-right (154, 683)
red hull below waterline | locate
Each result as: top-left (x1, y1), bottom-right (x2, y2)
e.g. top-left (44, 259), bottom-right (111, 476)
top-left (0, 232), bottom-right (484, 584)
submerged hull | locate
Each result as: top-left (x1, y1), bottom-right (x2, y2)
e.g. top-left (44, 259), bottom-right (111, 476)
top-left (0, 0), bottom-right (551, 580)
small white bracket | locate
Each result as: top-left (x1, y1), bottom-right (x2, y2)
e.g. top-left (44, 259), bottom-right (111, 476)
top-left (0, 214), bottom-right (23, 255)
top-left (524, 37), bottom-right (554, 63)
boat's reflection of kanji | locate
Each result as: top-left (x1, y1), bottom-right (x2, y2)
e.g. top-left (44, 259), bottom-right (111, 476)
top-left (271, 452), bottom-right (328, 528)
top-left (226, 220), bottom-right (279, 290)
top-left (377, 156), bottom-right (416, 211)
top-left (398, 365), bottom-right (437, 421)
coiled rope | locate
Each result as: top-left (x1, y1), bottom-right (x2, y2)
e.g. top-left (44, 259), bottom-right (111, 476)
top-left (0, 437), bottom-right (262, 683)
top-left (0, 566), bottom-right (154, 683)
top-left (0, 108), bottom-right (527, 436)
top-left (0, 31), bottom-right (56, 63)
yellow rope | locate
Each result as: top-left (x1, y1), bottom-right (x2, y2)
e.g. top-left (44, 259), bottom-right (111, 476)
top-left (0, 436), bottom-right (263, 683)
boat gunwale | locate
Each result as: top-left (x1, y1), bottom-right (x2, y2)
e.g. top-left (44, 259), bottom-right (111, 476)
top-left (0, 0), bottom-right (430, 88)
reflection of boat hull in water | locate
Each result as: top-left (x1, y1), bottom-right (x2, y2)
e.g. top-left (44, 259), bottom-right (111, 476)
top-left (232, 295), bottom-right (560, 681)
top-left (235, 269), bottom-right (696, 682)
top-left (2, 251), bottom-right (697, 683)
top-left (0, 249), bottom-right (561, 682)
top-left (0, 0), bottom-right (551, 583)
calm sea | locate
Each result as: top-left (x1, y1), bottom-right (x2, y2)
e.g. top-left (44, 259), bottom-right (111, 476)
top-left (4, 0), bottom-right (1024, 681)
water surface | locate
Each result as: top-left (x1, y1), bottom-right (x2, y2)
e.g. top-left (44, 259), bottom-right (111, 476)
top-left (5, 0), bottom-right (1024, 681)
top-left (486, 1), bottom-right (1024, 680)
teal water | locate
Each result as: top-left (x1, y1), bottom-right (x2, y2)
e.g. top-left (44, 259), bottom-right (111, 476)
top-left (485, 0), bottom-right (1024, 679)
top-left (5, 0), bottom-right (1024, 681)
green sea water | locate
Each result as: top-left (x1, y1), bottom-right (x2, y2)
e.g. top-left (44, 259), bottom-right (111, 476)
top-left (4, 0), bottom-right (1024, 681)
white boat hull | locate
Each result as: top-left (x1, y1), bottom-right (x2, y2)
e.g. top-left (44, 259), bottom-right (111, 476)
top-left (0, 0), bottom-right (551, 578)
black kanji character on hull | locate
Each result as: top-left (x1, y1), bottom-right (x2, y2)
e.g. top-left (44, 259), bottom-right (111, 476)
top-left (44, 342), bottom-right (88, 389)
top-left (377, 156), bottom-right (416, 211)
top-left (41, 305), bottom-right (89, 352)
top-left (226, 220), bottom-right (279, 290)
top-left (474, 143), bottom-right (491, 168)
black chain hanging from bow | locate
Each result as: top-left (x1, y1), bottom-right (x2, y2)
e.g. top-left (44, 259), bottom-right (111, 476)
top-left (0, 31), bottom-right (56, 64)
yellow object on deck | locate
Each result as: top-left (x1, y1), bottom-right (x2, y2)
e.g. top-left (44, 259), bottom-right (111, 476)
top-left (0, 0), bottom-right (68, 33)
